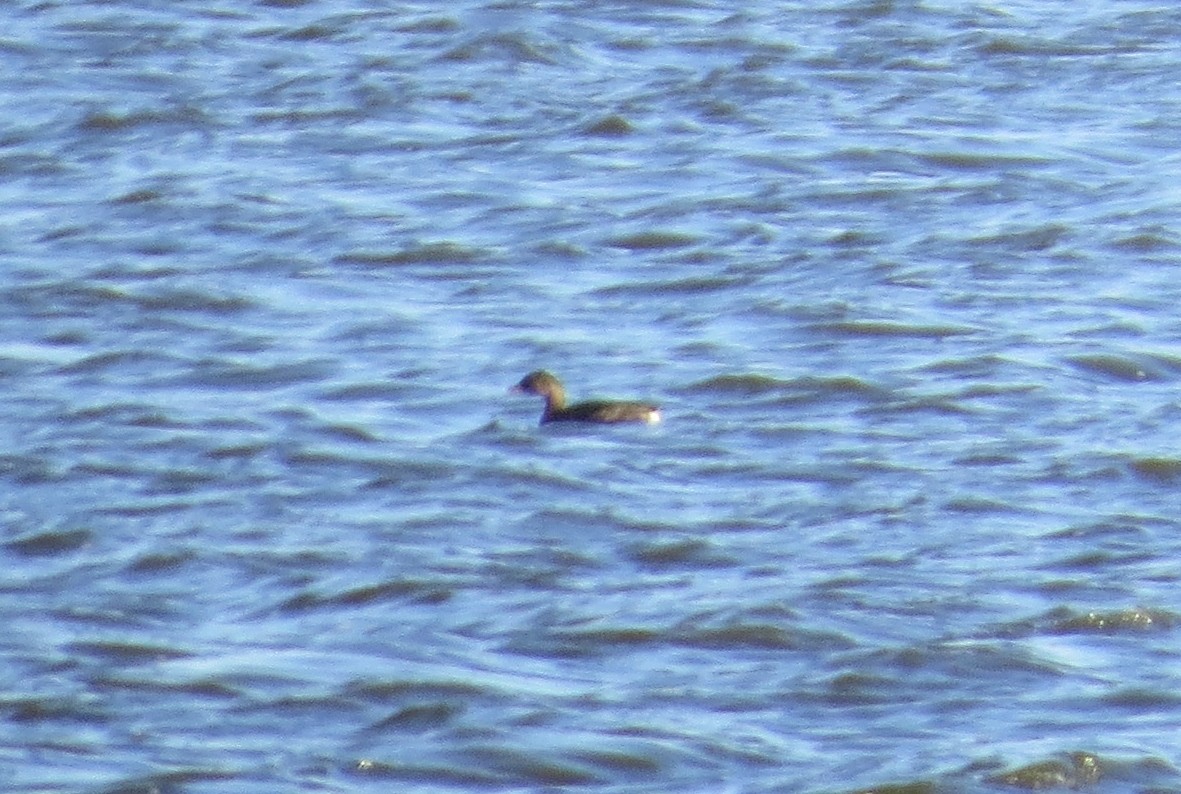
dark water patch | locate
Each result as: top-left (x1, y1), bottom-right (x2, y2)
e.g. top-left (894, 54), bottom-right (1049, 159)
top-left (826, 227), bottom-right (887, 248)
top-left (812, 320), bottom-right (977, 339)
top-left (953, 452), bottom-right (1022, 466)
top-left (128, 287), bottom-right (255, 315)
top-left (127, 410), bottom-right (184, 429)
top-left (65, 639), bottom-right (192, 665)
top-left (967, 222), bottom-right (1070, 253)
top-left (42, 329), bottom-right (92, 346)
top-left (995, 606), bottom-right (1177, 638)
top-left (911, 352), bottom-right (995, 376)
top-left (914, 354), bottom-right (1042, 390)
top-left (1047, 547), bottom-right (1157, 572)
top-left (680, 373), bottom-right (881, 399)
top-left (93, 767), bottom-right (239, 793)
top-left (319, 380), bottom-right (433, 402)
top-left (4, 695), bottom-right (109, 726)
top-left (458, 744), bottom-right (603, 786)
top-left (1066, 352), bottom-right (1179, 382)
top-left (1126, 455), bottom-right (1181, 484)
top-left (0, 151), bottom-right (67, 182)
top-left (246, 692), bottom-right (366, 723)
top-left (481, 546), bottom-right (604, 587)
top-left (276, 23), bottom-right (343, 42)
top-left (10, 280), bottom-right (252, 319)
top-left (111, 187), bottom-right (166, 205)
top-left (204, 441), bottom-right (268, 461)
top-left (842, 751), bottom-right (1178, 794)
top-left (845, 782), bottom-right (935, 794)
top-left (59, 401), bottom-right (182, 429)
top-left (252, 105), bottom-right (368, 127)
top-left (90, 674), bottom-right (241, 699)
top-left (975, 31), bottom-right (1136, 57)
top-left (529, 239), bottom-right (588, 260)
top-left (591, 274), bottom-right (744, 296)
top-left (504, 626), bottom-right (661, 660)
top-left (343, 679), bottom-right (488, 703)
top-left (802, 669), bottom-right (896, 708)
top-left (87, 264), bottom-right (188, 282)
top-left (954, 382), bottom-right (1042, 402)
top-left (1069, 317), bottom-right (1151, 341)
top-left (279, 578), bottom-right (452, 613)
top-left (518, 506), bottom-right (666, 536)
top-left (1100, 686), bottom-right (1181, 710)
top-left (281, 433), bottom-right (383, 466)
top-left (859, 394), bottom-right (977, 419)
top-left (1111, 226), bottom-right (1177, 252)
top-left (1033, 455), bottom-right (1127, 490)
top-left (674, 622), bottom-right (800, 651)
top-left (179, 358), bottom-right (336, 390)
top-left (571, 746), bottom-right (663, 776)
top-left (363, 458), bottom-right (460, 490)
top-left (624, 537), bottom-right (737, 570)
top-left (0, 350), bottom-right (50, 379)
top-left (672, 605), bottom-right (844, 653)
top-left (438, 32), bottom-right (560, 66)
top-left (503, 603), bottom-right (846, 660)
top-left (818, 641), bottom-right (1063, 706)
top-left (75, 106), bottom-right (208, 134)
top-left (394, 16), bottom-right (460, 35)
top-left (583, 114), bottom-right (633, 137)
top-left (795, 376), bottom-right (890, 404)
top-left (367, 701), bottom-right (463, 733)
top-left (317, 422), bottom-right (381, 444)
top-left (917, 150), bottom-right (1052, 171)
top-left (57, 349), bottom-right (176, 376)
top-left (125, 548), bottom-right (198, 576)
top-left (1042, 518), bottom-right (1159, 543)
top-left (943, 495), bottom-right (1016, 514)
top-left (603, 230), bottom-right (700, 251)
top-left (335, 242), bottom-right (485, 267)
top-left (5, 527), bottom-right (91, 557)
top-left (144, 467), bottom-right (223, 495)
top-left (92, 496), bottom-right (239, 518)
top-left (986, 751), bottom-right (1102, 790)
top-left (1051, 607), bottom-right (1176, 634)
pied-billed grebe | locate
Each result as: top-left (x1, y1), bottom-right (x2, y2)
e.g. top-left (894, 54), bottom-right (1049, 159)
top-left (511, 370), bottom-right (661, 425)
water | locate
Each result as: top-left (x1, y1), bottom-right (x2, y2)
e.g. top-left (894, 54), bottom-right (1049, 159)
top-left (2, 1), bottom-right (1180, 791)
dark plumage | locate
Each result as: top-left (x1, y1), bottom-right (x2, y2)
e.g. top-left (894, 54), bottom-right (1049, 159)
top-left (511, 370), bottom-right (661, 425)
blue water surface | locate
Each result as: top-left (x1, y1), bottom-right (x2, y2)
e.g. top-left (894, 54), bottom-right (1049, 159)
top-left (2, 2), bottom-right (1180, 792)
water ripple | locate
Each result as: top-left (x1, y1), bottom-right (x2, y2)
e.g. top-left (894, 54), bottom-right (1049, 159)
top-left (3, 1), bottom-right (1181, 791)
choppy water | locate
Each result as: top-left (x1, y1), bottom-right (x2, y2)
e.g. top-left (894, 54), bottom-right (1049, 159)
top-left (3, 2), bottom-right (1181, 792)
